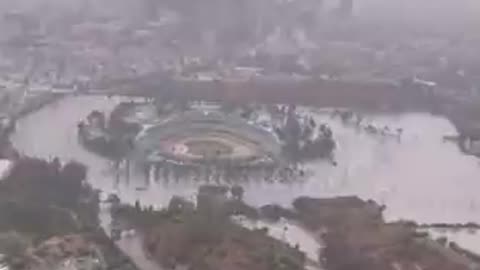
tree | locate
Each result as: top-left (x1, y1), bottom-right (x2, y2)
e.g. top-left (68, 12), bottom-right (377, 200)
top-left (59, 161), bottom-right (87, 207)
top-left (135, 200), bottom-right (142, 212)
top-left (87, 110), bottom-right (106, 129)
top-left (61, 161), bottom-right (87, 189)
top-left (231, 185), bottom-right (244, 201)
top-left (51, 157), bottom-right (61, 176)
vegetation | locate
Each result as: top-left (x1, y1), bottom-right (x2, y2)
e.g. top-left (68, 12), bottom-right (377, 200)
top-left (293, 196), bottom-right (480, 270)
top-left (113, 186), bottom-right (305, 270)
top-left (0, 157), bottom-right (99, 256)
top-left (78, 108), bottom-right (133, 160)
top-left (143, 210), bottom-right (304, 270)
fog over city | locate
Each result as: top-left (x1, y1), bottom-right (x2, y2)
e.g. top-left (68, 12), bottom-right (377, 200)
top-left (0, 1), bottom-right (480, 270)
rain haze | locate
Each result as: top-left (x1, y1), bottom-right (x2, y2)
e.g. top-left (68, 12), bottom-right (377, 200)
top-left (0, 1), bottom-right (480, 270)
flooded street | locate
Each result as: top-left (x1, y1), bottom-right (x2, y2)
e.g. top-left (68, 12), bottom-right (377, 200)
top-left (10, 96), bottom-right (480, 255)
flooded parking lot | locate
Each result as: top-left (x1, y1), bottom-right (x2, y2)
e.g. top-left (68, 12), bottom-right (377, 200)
top-left (10, 95), bottom-right (480, 254)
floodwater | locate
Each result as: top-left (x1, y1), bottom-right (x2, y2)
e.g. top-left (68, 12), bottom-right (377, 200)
top-left (424, 229), bottom-right (480, 255)
top-left (11, 95), bottom-right (480, 255)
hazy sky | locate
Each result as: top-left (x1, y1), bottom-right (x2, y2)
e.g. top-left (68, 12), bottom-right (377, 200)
top-left (355, 0), bottom-right (480, 20)
top-left (2, 0), bottom-right (479, 32)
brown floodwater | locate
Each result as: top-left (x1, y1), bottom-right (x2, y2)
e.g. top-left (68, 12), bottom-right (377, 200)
top-left (11, 95), bottom-right (480, 254)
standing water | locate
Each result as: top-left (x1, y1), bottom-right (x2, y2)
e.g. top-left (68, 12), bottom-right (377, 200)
top-left (10, 95), bottom-right (480, 253)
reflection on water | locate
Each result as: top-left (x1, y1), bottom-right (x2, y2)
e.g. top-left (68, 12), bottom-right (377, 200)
top-left (11, 96), bottom-right (480, 226)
